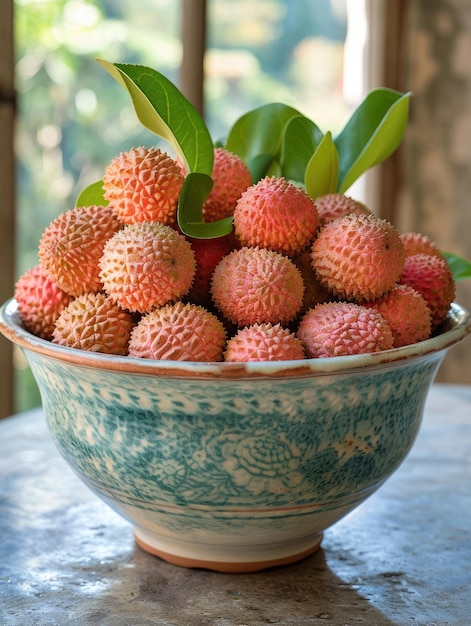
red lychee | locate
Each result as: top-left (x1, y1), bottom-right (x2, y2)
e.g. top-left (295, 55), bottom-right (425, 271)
top-left (202, 148), bottom-right (253, 222)
top-left (99, 222), bottom-right (196, 313)
top-left (314, 193), bottom-right (372, 226)
top-left (14, 265), bottom-right (72, 339)
top-left (292, 249), bottom-right (332, 313)
top-left (128, 301), bottom-right (226, 361)
top-left (365, 284), bottom-right (432, 347)
top-left (233, 176), bottom-right (319, 255)
top-left (103, 146), bottom-right (184, 225)
top-left (186, 232), bottom-right (239, 306)
top-left (297, 301), bottom-right (394, 358)
top-left (311, 213), bottom-right (405, 302)
top-left (211, 246), bottom-right (304, 326)
top-left (38, 205), bottom-right (122, 297)
top-left (399, 253), bottom-right (456, 329)
top-left (224, 323), bottom-right (306, 362)
top-left (52, 292), bottom-right (135, 355)
top-left (400, 232), bottom-right (443, 259)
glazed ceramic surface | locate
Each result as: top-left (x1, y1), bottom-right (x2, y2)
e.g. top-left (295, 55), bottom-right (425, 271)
top-left (1, 298), bottom-right (470, 572)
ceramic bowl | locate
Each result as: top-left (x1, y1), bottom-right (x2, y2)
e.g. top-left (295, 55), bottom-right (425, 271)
top-left (1, 297), bottom-right (470, 572)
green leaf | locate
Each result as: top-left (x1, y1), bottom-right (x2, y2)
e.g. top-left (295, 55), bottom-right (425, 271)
top-left (247, 154), bottom-right (276, 183)
top-left (225, 103), bottom-right (303, 180)
top-left (305, 131), bottom-right (339, 200)
top-left (334, 88), bottom-right (412, 193)
top-left (280, 116), bottom-right (324, 183)
top-left (265, 159), bottom-right (283, 178)
top-left (75, 179), bottom-right (107, 207)
top-left (442, 251), bottom-right (471, 281)
top-left (177, 172), bottom-right (233, 238)
top-left (96, 58), bottom-right (214, 175)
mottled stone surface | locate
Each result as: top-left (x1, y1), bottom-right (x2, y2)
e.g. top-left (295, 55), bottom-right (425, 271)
top-left (1, 384), bottom-right (470, 625)
top-left (398, 0), bottom-right (471, 382)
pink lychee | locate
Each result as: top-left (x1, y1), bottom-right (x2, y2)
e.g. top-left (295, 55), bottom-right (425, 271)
top-left (311, 213), bottom-right (405, 302)
top-left (103, 146), bottom-right (184, 225)
top-left (400, 231), bottom-right (443, 259)
top-left (14, 265), bottom-right (72, 339)
top-left (297, 301), bottom-right (394, 358)
top-left (99, 222), bottom-right (196, 313)
top-left (52, 292), bottom-right (135, 355)
top-left (224, 323), bottom-right (306, 361)
top-left (364, 284), bottom-right (432, 347)
top-left (211, 246), bottom-right (304, 326)
top-left (399, 253), bottom-right (456, 329)
top-left (314, 193), bottom-right (372, 226)
top-left (233, 176), bottom-right (320, 255)
top-left (128, 301), bottom-right (226, 361)
top-left (202, 148), bottom-right (253, 222)
top-left (38, 205), bottom-right (122, 297)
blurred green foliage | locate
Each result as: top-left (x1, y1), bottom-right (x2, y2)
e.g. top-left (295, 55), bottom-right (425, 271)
top-left (15, 0), bottom-right (181, 276)
top-left (14, 0), bottom-right (348, 412)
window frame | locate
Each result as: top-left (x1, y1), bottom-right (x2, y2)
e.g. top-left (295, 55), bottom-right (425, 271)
top-left (0, 0), bottom-right (15, 418)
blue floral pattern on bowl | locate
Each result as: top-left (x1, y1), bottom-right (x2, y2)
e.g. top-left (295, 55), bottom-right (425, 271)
top-left (1, 298), bottom-right (470, 571)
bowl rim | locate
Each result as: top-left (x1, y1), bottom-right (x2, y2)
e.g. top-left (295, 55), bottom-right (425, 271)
top-left (1, 297), bottom-right (470, 379)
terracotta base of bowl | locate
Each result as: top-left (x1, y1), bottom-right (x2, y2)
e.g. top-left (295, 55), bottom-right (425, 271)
top-left (133, 528), bottom-right (323, 573)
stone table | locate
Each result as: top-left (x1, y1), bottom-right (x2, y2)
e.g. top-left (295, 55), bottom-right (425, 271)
top-left (1, 384), bottom-right (470, 626)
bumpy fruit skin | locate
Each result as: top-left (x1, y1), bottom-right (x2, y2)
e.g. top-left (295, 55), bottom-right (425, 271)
top-left (52, 292), bottom-right (135, 355)
top-left (38, 205), bottom-right (122, 297)
top-left (400, 232), bottom-right (443, 259)
top-left (233, 176), bottom-right (319, 255)
top-left (292, 250), bottom-right (332, 313)
top-left (14, 265), bottom-right (72, 339)
top-left (311, 214), bottom-right (405, 302)
top-left (399, 253), bottom-right (456, 329)
top-left (365, 284), bottom-right (432, 347)
top-left (103, 146), bottom-right (184, 224)
top-left (211, 246), bottom-right (304, 326)
top-left (224, 323), bottom-right (305, 362)
top-left (128, 301), bottom-right (226, 361)
top-left (202, 148), bottom-right (253, 222)
top-left (186, 232), bottom-right (239, 306)
top-left (314, 193), bottom-right (372, 226)
top-left (99, 222), bottom-right (196, 313)
top-left (297, 302), bottom-right (394, 357)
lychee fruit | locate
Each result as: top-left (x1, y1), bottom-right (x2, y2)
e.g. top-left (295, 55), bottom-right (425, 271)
top-left (38, 205), bottom-right (122, 297)
top-left (314, 193), bottom-right (372, 226)
top-left (99, 222), bottom-right (196, 313)
top-left (400, 231), bottom-right (443, 259)
top-left (365, 284), bottom-right (432, 347)
top-left (14, 265), bottom-right (72, 339)
top-left (292, 249), bottom-right (332, 313)
top-left (233, 176), bottom-right (320, 255)
top-left (211, 246), bottom-right (304, 326)
top-left (52, 292), bottom-right (135, 355)
top-left (202, 148), bottom-right (253, 222)
top-left (103, 146), bottom-right (184, 225)
top-left (399, 253), bottom-right (456, 329)
top-left (224, 323), bottom-right (306, 362)
top-left (128, 301), bottom-right (226, 361)
top-left (297, 301), bottom-right (394, 358)
top-left (186, 231), bottom-right (239, 306)
top-left (311, 213), bottom-right (405, 302)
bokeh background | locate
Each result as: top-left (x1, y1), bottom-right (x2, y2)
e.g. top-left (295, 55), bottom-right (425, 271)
top-left (1, 0), bottom-right (470, 415)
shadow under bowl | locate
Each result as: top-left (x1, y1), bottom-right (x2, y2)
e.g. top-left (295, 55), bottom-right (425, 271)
top-left (1, 298), bottom-right (470, 572)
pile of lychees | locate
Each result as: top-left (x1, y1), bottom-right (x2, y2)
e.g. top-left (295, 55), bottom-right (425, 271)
top-left (15, 145), bottom-right (456, 362)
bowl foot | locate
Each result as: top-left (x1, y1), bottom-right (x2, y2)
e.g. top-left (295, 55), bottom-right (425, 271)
top-left (133, 527), bottom-right (323, 573)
